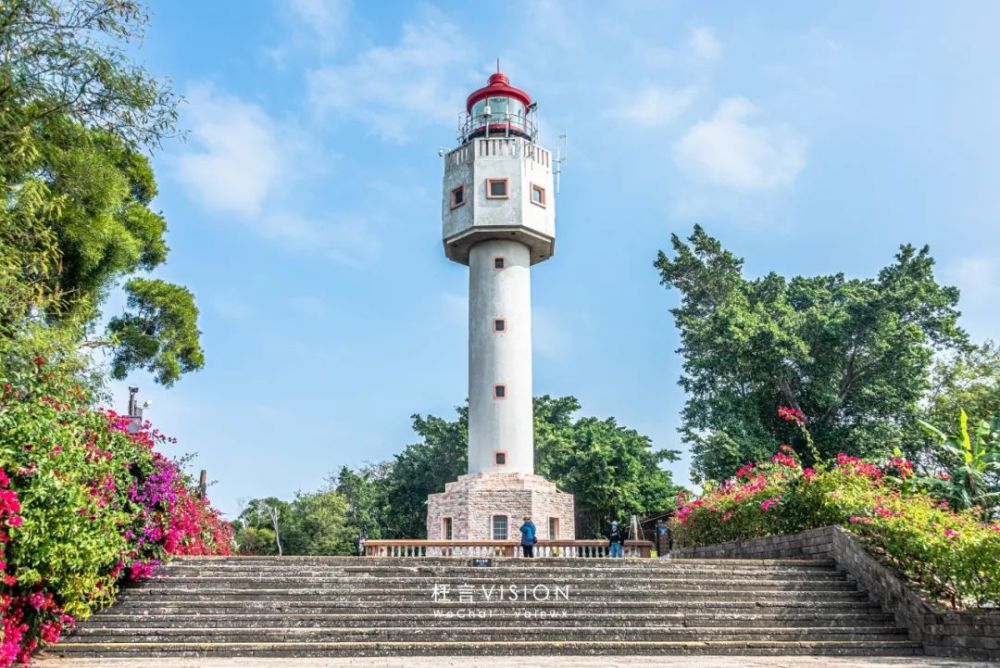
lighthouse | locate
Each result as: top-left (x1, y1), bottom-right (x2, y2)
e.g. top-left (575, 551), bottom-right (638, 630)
top-left (426, 70), bottom-right (575, 542)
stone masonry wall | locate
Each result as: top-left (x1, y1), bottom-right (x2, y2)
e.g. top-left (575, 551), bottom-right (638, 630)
top-left (673, 525), bottom-right (1000, 660)
top-left (427, 472), bottom-right (574, 541)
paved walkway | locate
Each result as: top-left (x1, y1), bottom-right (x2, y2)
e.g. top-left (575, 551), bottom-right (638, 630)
top-left (36, 657), bottom-right (997, 668)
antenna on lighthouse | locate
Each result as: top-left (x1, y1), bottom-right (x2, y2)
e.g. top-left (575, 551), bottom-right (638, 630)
top-left (555, 134), bottom-right (568, 193)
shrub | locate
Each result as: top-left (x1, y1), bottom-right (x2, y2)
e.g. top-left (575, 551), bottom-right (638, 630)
top-left (672, 444), bottom-right (1000, 608)
top-left (0, 356), bottom-right (233, 664)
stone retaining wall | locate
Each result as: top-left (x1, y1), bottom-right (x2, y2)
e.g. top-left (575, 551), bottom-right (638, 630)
top-left (674, 525), bottom-right (1000, 660)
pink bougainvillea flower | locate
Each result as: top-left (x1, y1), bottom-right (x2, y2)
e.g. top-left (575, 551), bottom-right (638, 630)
top-left (770, 452), bottom-right (798, 468)
top-left (759, 497), bottom-right (781, 512)
top-left (6, 516), bottom-right (23, 528)
top-left (777, 406), bottom-right (806, 425)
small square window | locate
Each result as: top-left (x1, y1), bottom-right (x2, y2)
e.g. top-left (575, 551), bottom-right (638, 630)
top-left (494, 318), bottom-right (506, 332)
top-left (493, 256), bottom-right (505, 270)
top-left (495, 451), bottom-right (507, 466)
top-left (486, 178), bottom-right (509, 199)
top-left (494, 384), bottom-right (506, 399)
top-left (530, 183), bottom-right (546, 207)
top-left (450, 185), bottom-right (465, 209)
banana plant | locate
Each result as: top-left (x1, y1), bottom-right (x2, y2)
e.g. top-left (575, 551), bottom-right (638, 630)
top-left (917, 410), bottom-right (1000, 518)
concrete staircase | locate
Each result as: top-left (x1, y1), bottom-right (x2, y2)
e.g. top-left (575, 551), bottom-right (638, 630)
top-left (51, 556), bottom-right (923, 658)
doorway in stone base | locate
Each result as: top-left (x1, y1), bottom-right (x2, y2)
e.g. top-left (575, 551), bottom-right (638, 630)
top-left (548, 517), bottom-right (559, 540)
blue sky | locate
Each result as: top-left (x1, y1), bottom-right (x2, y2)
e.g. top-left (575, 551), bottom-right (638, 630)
top-left (110, 1), bottom-right (1000, 517)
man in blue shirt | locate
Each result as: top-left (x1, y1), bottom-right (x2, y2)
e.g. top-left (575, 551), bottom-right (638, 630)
top-left (519, 516), bottom-right (537, 558)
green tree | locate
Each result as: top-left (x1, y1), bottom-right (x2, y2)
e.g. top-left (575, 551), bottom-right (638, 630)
top-left (381, 409), bottom-right (469, 539)
top-left (0, 1), bottom-right (203, 386)
top-left (332, 463), bottom-right (392, 542)
top-left (924, 342), bottom-right (1000, 430)
top-left (655, 225), bottom-right (967, 482)
top-left (233, 492), bottom-right (355, 556)
top-left (0, 0), bottom-right (178, 149)
top-left (107, 278), bottom-right (204, 386)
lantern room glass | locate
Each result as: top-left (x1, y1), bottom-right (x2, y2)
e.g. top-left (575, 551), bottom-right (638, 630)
top-left (470, 96), bottom-right (527, 135)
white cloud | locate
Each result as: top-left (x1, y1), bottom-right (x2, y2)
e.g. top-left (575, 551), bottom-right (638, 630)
top-left (673, 97), bottom-right (806, 190)
top-left (173, 84), bottom-right (381, 266)
top-left (288, 0), bottom-right (350, 47)
top-left (689, 26), bottom-right (721, 62)
top-left (610, 85), bottom-right (697, 127)
top-left (306, 11), bottom-right (474, 142)
top-left (175, 84), bottom-right (282, 215)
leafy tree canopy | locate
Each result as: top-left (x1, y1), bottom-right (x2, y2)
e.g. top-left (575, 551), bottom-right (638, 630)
top-left (0, 1), bottom-right (202, 386)
top-left (233, 493), bottom-right (355, 557)
top-left (655, 225), bottom-right (967, 482)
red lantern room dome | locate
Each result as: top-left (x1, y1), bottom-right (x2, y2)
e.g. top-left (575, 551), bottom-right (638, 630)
top-left (460, 69), bottom-right (537, 143)
top-left (466, 72), bottom-right (532, 113)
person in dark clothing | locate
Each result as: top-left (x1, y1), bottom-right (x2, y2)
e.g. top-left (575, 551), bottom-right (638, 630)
top-left (608, 520), bottom-right (625, 558)
top-left (519, 516), bottom-right (537, 558)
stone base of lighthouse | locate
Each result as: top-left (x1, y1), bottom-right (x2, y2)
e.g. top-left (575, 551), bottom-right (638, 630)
top-left (426, 473), bottom-right (575, 540)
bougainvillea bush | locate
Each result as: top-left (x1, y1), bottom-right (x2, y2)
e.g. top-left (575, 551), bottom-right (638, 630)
top-left (0, 356), bottom-right (233, 664)
top-left (672, 413), bottom-right (1000, 609)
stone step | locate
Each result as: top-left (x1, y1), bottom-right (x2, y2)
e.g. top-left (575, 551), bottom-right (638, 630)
top-left (65, 626), bottom-right (910, 643)
top-left (48, 639), bottom-right (924, 657)
top-left (105, 599), bottom-right (886, 614)
top-left (123, 578), bottom-right (857, 592)
top-left (157, 568), bottom-right (849, 581)
top-left (169, 557), bottom-right (838, 568)
top-left (114, 588), bottom-right (871, 603)
top-left (87, 612), bottom-right (898, 629)
top-left (159, 562), bottom-right (842, 574)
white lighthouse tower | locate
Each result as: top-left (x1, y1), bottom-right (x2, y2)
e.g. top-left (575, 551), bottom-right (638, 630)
top-left (426, 69), bottom-right (574, 542)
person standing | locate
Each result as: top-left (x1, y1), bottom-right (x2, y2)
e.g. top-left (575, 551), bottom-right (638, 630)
top-left (519, 516), bottom-right (537, 558)
top-left (608, 520), bottom-right (625, 558)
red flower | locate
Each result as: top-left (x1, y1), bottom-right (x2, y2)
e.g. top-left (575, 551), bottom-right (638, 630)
top-left (759, 496), bottom-right (781, 512)
top-left (33, 356), bottom-right (44, 366)
top-left (777, 406), bottom-right (806, 425)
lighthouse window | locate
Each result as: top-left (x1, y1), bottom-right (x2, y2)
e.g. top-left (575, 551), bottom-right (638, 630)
top-left (493, 256), bottom-right (505, 270)
top-left (494, 451), bottom-right (507, 466)
top-left (531, 183), bottom-right (546, 207)
top-left (492, 515), bottom-right (508, 540)
top-left (493, 318), bottom-right (506, 332)
top-left (494, 384), bottom-right (506, 399)
top-left (450, 185), bottom-right (465, 209)
top-left (443, 517), bottom-right (453, 540)
top-left (487, 178), bottom-right (508, 199)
